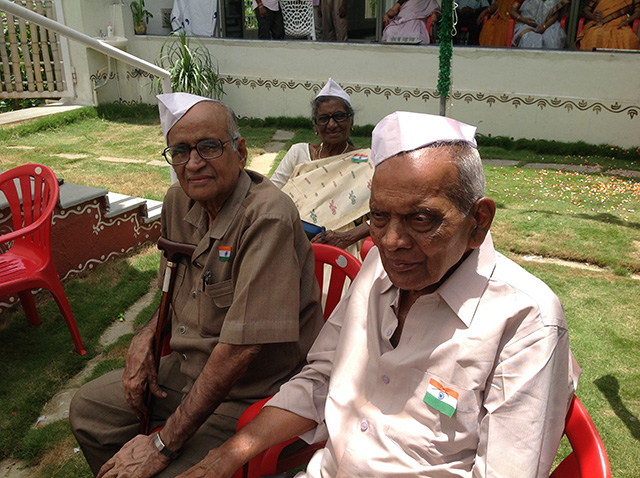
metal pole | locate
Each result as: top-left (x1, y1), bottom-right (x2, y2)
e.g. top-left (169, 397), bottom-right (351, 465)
top-left (0, 0), bottom-right (172, 93)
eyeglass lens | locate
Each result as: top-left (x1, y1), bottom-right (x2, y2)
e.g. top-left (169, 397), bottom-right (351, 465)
top-left (316, 112), bottom-right (350, 125)
top-left (163, 139), bottom-right (226, 165)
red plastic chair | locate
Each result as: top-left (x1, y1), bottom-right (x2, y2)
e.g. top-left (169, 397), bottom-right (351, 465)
top-left (0, 164), bottom-right (85, 355)
top-left (312, 243), bottom-right (361, 320)
top-left (550, 395), bottom-right (611, 478)
top-left (233, 244), bottom-right (361, 478)
top-left (359, 236), bottom-right (375, 262)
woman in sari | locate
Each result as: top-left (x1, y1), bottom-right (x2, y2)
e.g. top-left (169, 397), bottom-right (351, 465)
top-left (381, 0), bottom-right (441, 44)
top-left (478, 0), bottom-right (517, 46)
top-left (511, 0), bottom-right (569, 48)
top-left (270, 78), bottom-right (372, 252)
top-left (577, 0), bottom-right (639, 50)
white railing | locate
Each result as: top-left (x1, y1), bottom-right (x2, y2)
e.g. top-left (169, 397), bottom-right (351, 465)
top-left (0, 0), bottom-right (171, 94)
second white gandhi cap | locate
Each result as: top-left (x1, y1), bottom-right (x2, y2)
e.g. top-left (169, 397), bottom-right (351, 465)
top-left (315, 77), bottom-right (351, 104)
top-left (371, 111), bottom-right (477, 167)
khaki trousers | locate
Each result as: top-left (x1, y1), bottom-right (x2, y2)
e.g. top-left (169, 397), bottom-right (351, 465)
top-left (69, 353), bottom-right (243, 477)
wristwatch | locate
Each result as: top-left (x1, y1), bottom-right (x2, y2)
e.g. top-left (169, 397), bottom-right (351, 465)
top-left (152, 432), bottom-right (180, 461)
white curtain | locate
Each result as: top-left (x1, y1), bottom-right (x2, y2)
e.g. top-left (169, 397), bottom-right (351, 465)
top-left (171, 0), bottom-right (218, 36)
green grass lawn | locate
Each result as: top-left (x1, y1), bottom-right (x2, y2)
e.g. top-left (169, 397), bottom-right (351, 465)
top-left (0, 105), bottom-right (638, 477)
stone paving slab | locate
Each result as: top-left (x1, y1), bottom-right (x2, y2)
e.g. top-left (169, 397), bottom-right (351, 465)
top-left (97, 155), bottom-right (146, 164)
top-left (605, 168), bottom-right (640, 178)
top-left (483, 159), bottom-right (520, 167)
top-left (264, 141), bottom-right (286, 153)
top-left (523, 162), bottom-right (602, 173)
top-left (249, 152), bottom-right (277, 176)
top-left (53, 153), bottom-right (89, 160)
top-left (272, 129), bottom-right (295, 141)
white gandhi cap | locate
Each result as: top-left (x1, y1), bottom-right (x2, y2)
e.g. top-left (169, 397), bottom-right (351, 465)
top-left (315, 78), bottom-right (351, 105)
top-left (371, 111), bottom-right (477, 167)
top-left (157, 92), bottom-right (214, 143)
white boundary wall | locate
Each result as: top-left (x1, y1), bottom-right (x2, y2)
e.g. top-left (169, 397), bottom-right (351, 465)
top-left (61, 0), bottom-right (640, 148)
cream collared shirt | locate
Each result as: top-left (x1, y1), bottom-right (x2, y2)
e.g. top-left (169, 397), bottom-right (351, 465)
top-left (268, 233), bottom-right (580, 477)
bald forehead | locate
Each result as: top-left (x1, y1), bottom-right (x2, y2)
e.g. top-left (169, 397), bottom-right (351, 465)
top-left (373, 146), bottom-right (458, 185)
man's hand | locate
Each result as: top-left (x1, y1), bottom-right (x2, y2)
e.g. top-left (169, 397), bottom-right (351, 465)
top-left (258, 5), bottom-right (267, 18)
top-left (96, 434), bottom-right (170, 478)
top-left (122, 325), bottom-right (166, 419)
top-left (311, 229), bottom-right (353, 249)
top-left (176, 448), bottom-right (236, 478)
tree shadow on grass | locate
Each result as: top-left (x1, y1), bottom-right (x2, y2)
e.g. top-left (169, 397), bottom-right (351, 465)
top-left (594, 375), bottom-right (640, 442)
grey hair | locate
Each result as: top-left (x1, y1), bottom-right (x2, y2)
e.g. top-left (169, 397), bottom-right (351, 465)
top-left (311, 96), bottom-right (355, 124)
top-left (206, 99), bottom-right (242, 151)
top-left (427, 141), bottom-right (486, 214)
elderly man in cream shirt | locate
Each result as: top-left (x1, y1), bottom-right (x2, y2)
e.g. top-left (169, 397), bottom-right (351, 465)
top-left (177, 111), bottom-right (581, 478)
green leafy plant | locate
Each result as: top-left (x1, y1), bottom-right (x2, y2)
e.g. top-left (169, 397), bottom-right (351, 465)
top-left (153, 30), bottom-right (224, 99)
top-left (130, 0), bottom-right (153, 34)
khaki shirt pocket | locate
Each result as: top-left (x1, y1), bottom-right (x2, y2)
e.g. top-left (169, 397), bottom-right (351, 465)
top-left (198, 279), bottom-right (234, 336)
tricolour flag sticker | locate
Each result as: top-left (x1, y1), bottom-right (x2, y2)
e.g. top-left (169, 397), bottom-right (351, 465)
top-left (423, 378), bottom-right (458, 418)
top-left (218, 246), bottom-right (231, 262)
top-left (351, 153), bottom-right (369, 163)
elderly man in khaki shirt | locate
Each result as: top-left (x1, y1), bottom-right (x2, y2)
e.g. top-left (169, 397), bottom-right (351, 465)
top-left (176, 111), bottom-right (580, 478)
top-left (69, 93), bottom-right (323, 478)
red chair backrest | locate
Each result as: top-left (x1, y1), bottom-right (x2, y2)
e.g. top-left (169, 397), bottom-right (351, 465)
top-left (232, 244), bottom-right (361, 478)
top-left (0, 163), bottom-right (58, 251)
top-left (312, 243), bottom-right (361, 320)
top-left (550, 395), bottom-right (611, 478)
top-left (360, 236), bottom-right (374, 261)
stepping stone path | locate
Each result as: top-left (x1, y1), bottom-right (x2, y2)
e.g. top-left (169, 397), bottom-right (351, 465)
top-left (249, 129), bottom-right (295, 176)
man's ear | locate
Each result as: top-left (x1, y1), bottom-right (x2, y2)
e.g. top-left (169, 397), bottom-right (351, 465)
top-left (235, 137), bottom-right (248, 168)
top-left (468, 197), bottom-right (496, 249)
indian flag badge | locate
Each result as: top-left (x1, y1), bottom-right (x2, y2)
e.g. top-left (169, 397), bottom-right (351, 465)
top-left (351, 153), bottom-right (369, 163)
top-left (218, 246), bottom-right (231, 262)
top-left (423, 378), bottom-right (458, 418)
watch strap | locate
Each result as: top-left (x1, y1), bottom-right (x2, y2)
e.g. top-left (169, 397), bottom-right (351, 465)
top-left (152, 432), bottom-right (180, 461)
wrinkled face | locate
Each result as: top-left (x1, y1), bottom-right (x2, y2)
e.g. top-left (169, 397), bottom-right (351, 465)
top-left (168, 102), bottom-right (247, 217)
top-left (369, 148), bottom-right (478, 295)
top-left (314, 98), bottom-right (353, 146)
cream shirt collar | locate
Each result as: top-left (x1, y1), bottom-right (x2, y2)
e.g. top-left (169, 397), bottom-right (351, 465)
top-left (377, 232), bottom-right (497, 328)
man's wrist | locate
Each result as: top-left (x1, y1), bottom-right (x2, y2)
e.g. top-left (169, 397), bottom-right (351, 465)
top-left (152, 432), bottom-right (180, 461)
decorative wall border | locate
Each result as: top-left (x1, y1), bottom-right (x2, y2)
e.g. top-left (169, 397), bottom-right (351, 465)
top-left (221, 76), bottom-right (640, 119)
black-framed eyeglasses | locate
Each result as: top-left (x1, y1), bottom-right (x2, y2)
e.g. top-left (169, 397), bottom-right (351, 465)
top-left (162, 138), bottom-right (235, 166)
top-left (314, 112), bottom-right (352, 126)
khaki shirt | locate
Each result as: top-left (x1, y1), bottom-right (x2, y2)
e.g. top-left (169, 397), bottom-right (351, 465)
top-left (160, 170), bottom-right (323, 413)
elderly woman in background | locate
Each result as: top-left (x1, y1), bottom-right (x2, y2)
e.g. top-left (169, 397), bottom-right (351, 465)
top-left (478, 0), bottom-right (517, 46)
top-left (270, 78), bottom-right (372, 252)
top-left (576, 0), bottom-right (639, 50)
top-left (510, 0), bottom-right (569, 48)
top-left (381, 0), bottom-right (441, 44)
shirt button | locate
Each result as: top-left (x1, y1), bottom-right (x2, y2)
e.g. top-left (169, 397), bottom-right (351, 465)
top-left (191, 290), bottom-right (196, 299)
top-left (382, 375), bottom-right (390, 384)
top-left (179, 325), bottom-right (187, 335)
top-left (181, 354), bottom-right (187, 361)
top-left (360, 421), bottom-right (368, 432)
top-left (385, 329), bottom-right (393, 337)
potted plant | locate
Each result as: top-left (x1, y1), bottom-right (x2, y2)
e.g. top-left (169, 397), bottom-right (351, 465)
top-left (152, 30), bottom-right (224, 99)
top-left (130, 0), bottom-right (153, 35)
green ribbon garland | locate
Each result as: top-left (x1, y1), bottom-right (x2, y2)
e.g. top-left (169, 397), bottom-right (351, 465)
top-left (437, 0), bottom-right (454, 105)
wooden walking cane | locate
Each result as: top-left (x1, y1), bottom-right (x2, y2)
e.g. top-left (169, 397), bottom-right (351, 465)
top-left (140, 237), bottom-right (198, 435)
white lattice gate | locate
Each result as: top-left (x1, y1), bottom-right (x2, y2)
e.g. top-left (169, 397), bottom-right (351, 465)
top-left (0, 0), bottom-right (70, 99)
